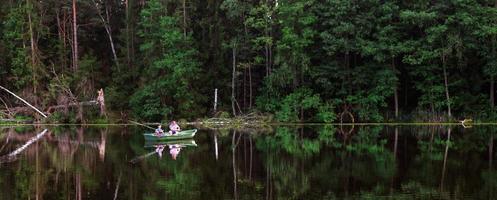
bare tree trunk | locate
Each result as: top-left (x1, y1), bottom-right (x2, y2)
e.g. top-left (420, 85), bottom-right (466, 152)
top-left (213, 88), bottom-right (218, 114)
top-left (443, 62), bottom-right (452, 118)
top-left (392, 57), bottom-right (399, 118)
top-left (183, 0), bottom-right (187, 38)
top-left (93, 1), bottom-right (119, 69)
top-left (56, 9), bottom-right (67, 71)
top-left (125, 0), bottom-right (131, 67)
top-left (243, 67), bottom-right (246, 110)
top-left (442, 55), bottom-right (451, 118)
top-left (72, 0), bottom-right (78, 71)
top-left (105, 5), bottom-right (119, 68)
top-left (28, 2), bottom-right (37, 98)
top-left (63, 9), bottom-right (68, 69)
top-left (232, 45), bottom-right (237, 117)
top-left (249, 65), bottom-right (252, 109)
top-left (265, 44), bottom-right (269, 77)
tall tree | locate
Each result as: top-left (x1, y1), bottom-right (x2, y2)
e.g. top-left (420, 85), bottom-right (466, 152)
top-left (130, 0), bottom-right (202, 120)
top-left (72, 0), bottom-right (79, 71)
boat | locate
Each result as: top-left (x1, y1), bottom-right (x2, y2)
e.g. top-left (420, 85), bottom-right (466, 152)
top-left (143, 129), bottom-right (197, 141)
top-left (144, 139), bottom-right (197, 148)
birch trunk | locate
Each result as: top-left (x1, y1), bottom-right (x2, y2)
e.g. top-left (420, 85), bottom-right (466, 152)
top-left (232, 45), bottom-right (237, 117)
top-left (392, 57), bottom-right (399, 117)
top-left (28, 2), bottom-right (37, 97)
top-left (442, 56), bottom-right (451, 118)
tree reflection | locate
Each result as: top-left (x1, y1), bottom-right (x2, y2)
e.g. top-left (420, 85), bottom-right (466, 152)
top-left (0, 125), bottom-right (495, 199)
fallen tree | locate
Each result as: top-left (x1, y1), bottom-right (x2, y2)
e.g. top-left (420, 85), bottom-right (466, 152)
top-left (0, 100), bottom-right (97, 117)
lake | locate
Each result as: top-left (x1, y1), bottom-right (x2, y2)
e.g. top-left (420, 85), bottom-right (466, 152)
top-left (0, 125), bottom-right (495, 199)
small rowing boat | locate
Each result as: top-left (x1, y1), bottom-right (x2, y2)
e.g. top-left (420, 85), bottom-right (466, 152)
top-left (144, 139), bottom-right (197, 148)
top-left (143, 129), bottom-right (197, 141)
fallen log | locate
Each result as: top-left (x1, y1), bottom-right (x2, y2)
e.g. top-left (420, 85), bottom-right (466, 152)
top-left (45, 100), bottom-right (97, 113)
top-left (0, 100), bottom-right (97, 116)
top-left (0, 85), bottom-right (47, 118)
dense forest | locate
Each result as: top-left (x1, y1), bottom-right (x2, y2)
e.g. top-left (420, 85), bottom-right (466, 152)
top-left (1, 0), bottom-right (497, 122)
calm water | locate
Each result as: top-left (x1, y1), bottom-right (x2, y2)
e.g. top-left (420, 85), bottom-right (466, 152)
top-left (0, 125), bottom-right (495, 199)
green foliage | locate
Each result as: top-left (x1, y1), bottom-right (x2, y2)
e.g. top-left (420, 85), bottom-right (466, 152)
top-left (131, 0), bottom-right (202, 121)
top-left (3, 0), bottom-right (497, 122)
top-left (2, 4), bottom-right (30, 89)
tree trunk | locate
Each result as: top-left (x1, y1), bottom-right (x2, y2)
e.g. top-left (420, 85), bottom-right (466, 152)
top-left (232, 45), bottom-right (237, 117)
top-left (442, 58), bottom-right (451, 118)
top-left (392, 57), bottom-right (399, 118)
top-left (63, 9), bottom-right (68, 69)
top-left (491, 76), bottom-right (495, 108)
top-left (213, 88), bottom-right (218, 114)
top-left (93, 1), bottom-right (119, 69)
top-left (183, 0), bottom-right (187, 38)
top-left (243, 67), bottom-right (246, 110)
top-left (28, 4), bottom-right (37, 98)
top-left (56, 9), bottom-right (67, 71)
top-left (72, 0), bottom-right (78, 71)
top-left (249, 65), bottom-right (252, 109)
top-left (265, 44), bottom-right (269, 76)
top-left (105, 5), bottom-right (119, 69)
top-left (125, 0), bottom-right (131, 67)
top-left (492, 32), bottom-right (496, 108)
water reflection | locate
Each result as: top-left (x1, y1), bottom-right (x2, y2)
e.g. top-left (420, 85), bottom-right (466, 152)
top-left (0, 125), bottom-right (494, 199)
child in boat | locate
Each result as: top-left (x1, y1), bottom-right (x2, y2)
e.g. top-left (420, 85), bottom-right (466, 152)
top-left (155, 125), bottom-right (164, 136)
top-left (168, 121), bottom-right (181, 135)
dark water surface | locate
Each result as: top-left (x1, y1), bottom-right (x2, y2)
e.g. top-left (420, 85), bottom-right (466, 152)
top-left (0, 125), bottom-right (495, 199)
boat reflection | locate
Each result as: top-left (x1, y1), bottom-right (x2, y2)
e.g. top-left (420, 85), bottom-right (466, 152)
top-left (130, 139), bottom-right (197, 163)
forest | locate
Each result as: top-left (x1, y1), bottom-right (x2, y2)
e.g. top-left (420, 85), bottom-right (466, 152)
top-left (1, 0), bottom-right (497, 123)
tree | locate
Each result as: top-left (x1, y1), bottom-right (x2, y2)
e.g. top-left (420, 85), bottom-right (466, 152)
top-left (130, 0), bottom-right (202, 120)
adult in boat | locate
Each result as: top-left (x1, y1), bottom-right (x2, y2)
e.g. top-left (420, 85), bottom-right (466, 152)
top-left (155, 125), bottom-right (164, 136)
top-left (169, 144), bottom-right (181, 160)
top-left (169, 121), bottom-right (181, 135)
top-left (155, 145), bottom-right (165, 158)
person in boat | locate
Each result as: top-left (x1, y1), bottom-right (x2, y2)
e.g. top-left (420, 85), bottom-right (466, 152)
top-left (169, 144), bottom-right (181, 160)
top-left (155, 125), bottom-right (164, 136)
top-left (168, 121), bottom-right (181, 135)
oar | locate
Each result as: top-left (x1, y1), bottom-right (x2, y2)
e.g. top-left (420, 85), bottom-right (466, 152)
top-left (129, 120), bottom-right (156, 130)
top-left (129, 151), bottom-right (157, 164)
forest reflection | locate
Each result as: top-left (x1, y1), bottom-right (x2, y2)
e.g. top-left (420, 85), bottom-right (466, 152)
top-left (0, 125), bottom-right (495, 199)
